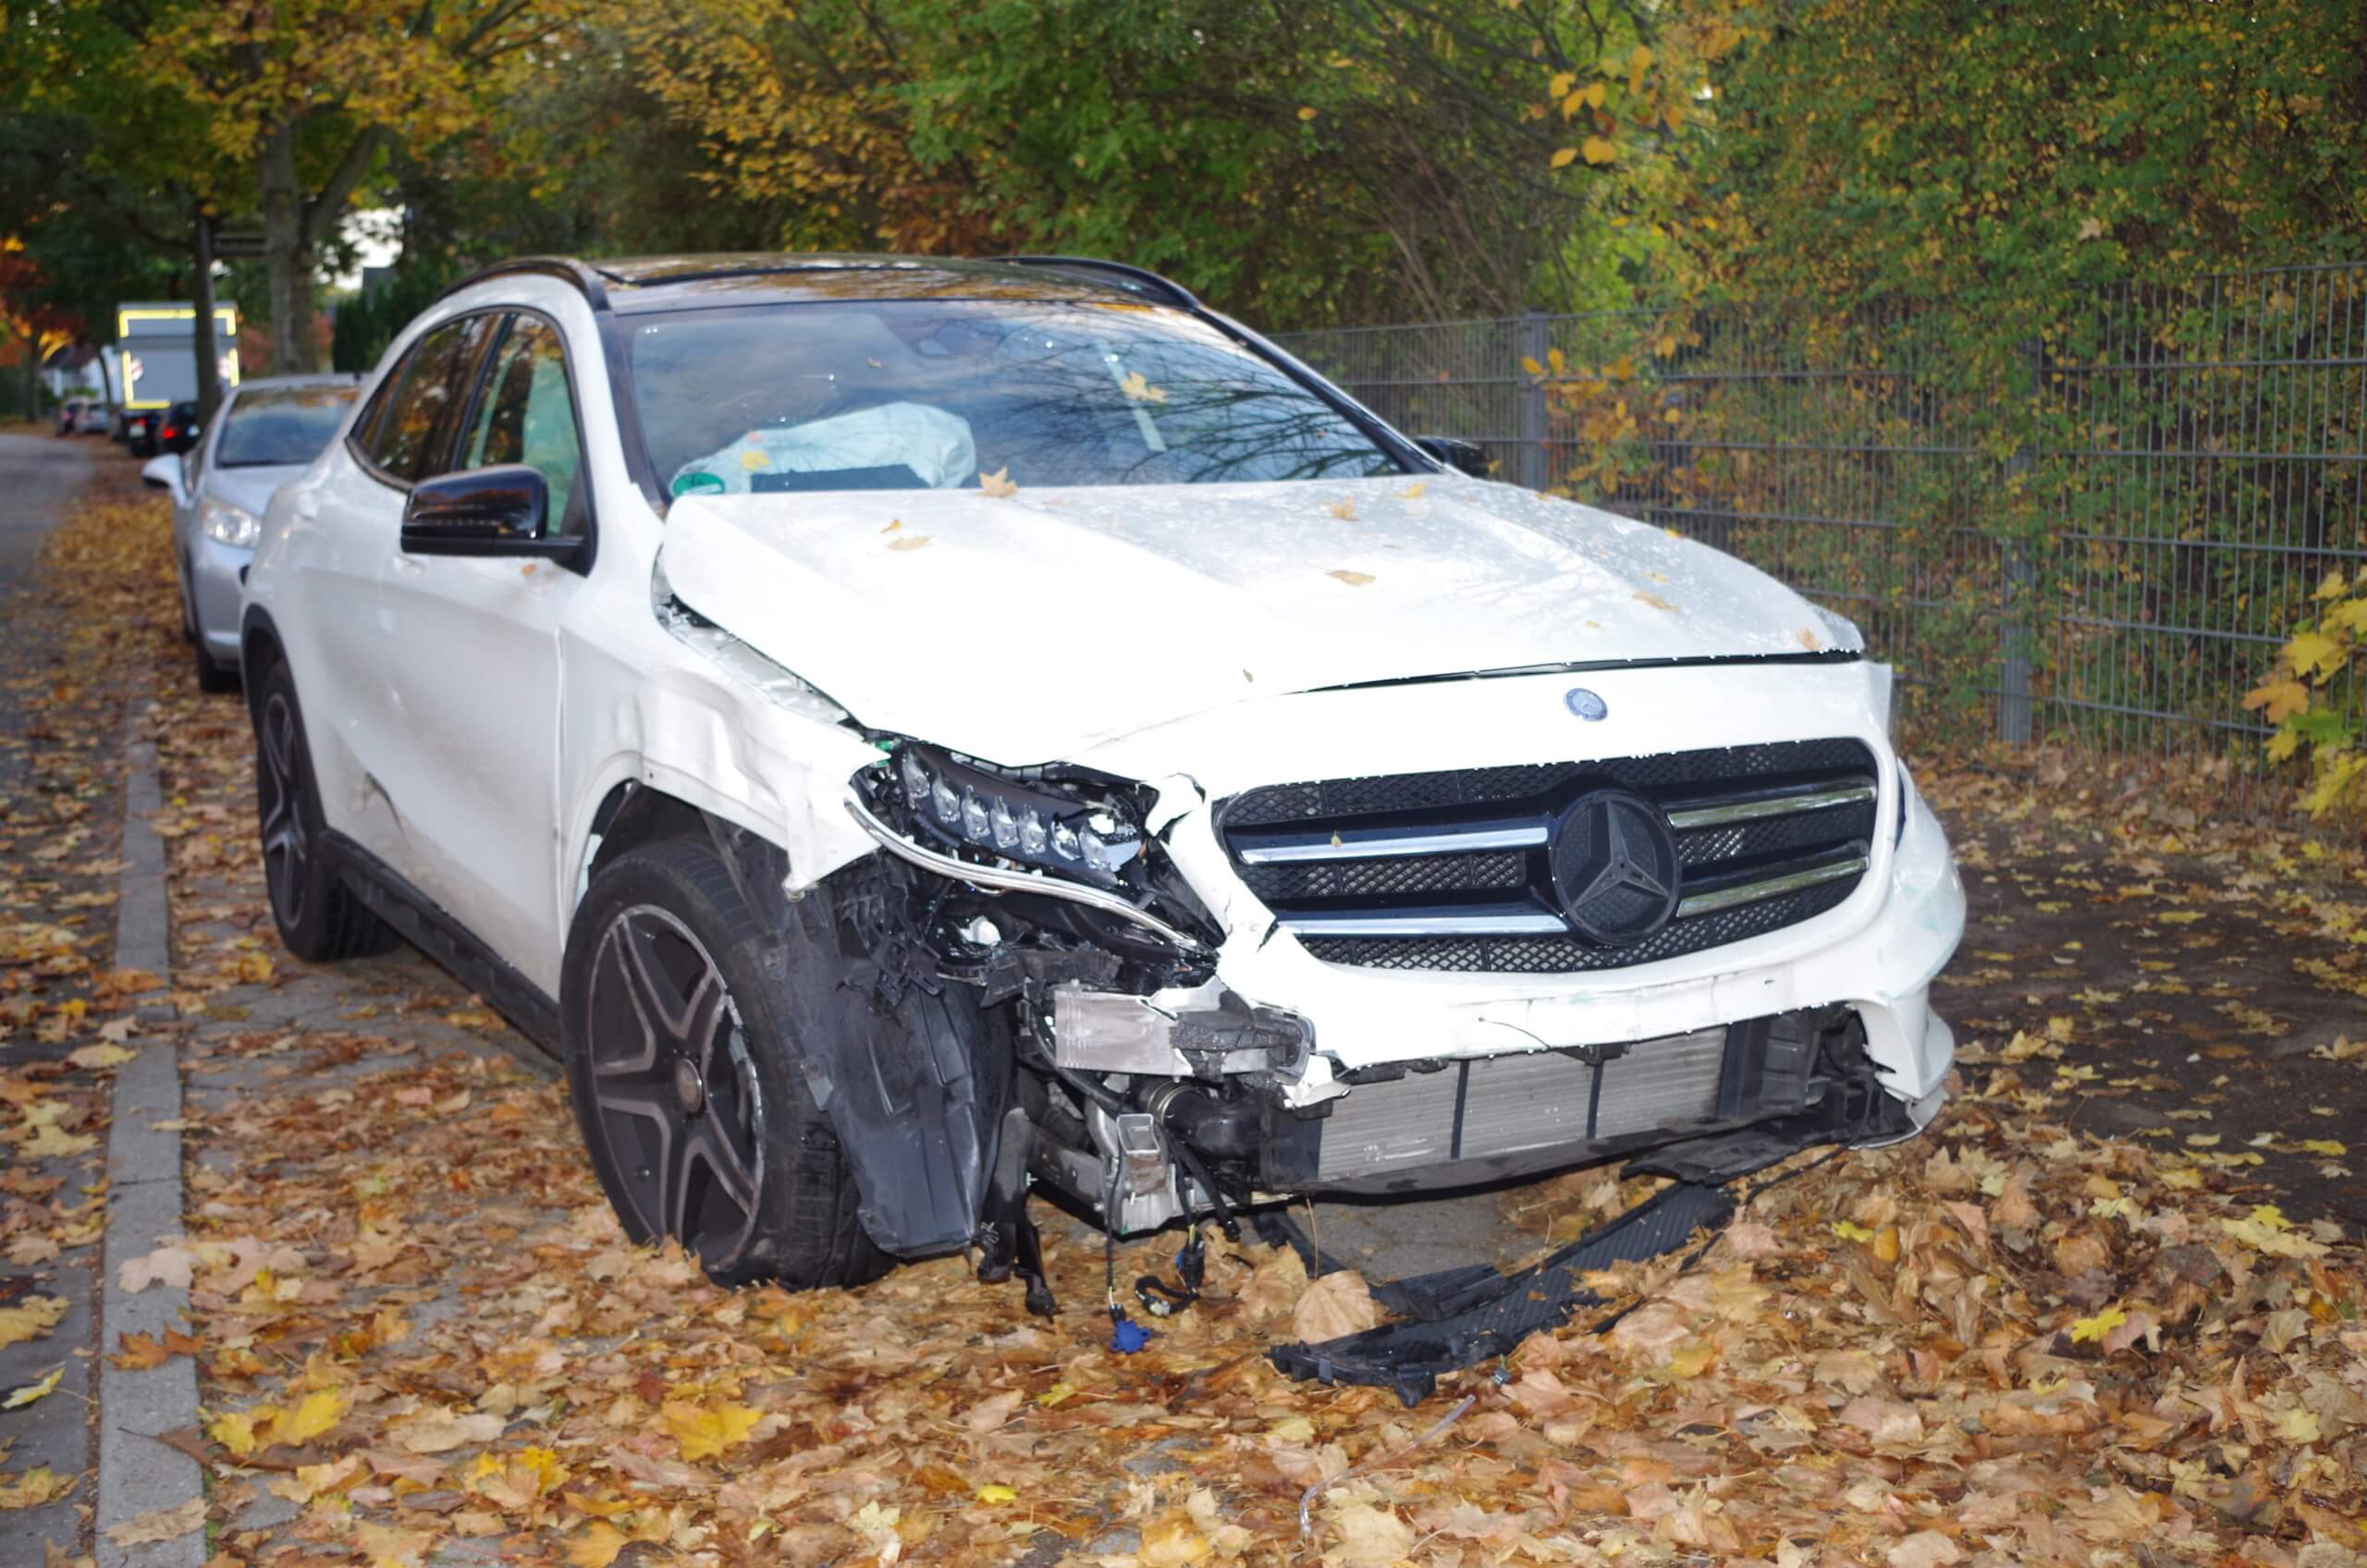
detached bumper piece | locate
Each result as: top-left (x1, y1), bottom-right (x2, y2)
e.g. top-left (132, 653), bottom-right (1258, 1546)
top-left (1265, 1061), bottom-right (1912, 1405)
top-left (1264, 1181), bottom-right (1735, 1406)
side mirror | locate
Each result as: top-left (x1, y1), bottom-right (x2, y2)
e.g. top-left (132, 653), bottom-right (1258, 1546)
top-left (401, 465), bottom-right (584, 564)
top-left (1415, 435), bottom-right (1492, 478)
top-left (141, 454), bottom-right (187, 503)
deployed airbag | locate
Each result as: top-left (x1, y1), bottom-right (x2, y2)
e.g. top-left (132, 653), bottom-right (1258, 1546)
top-left (672, 401), bottom-right (975, 495)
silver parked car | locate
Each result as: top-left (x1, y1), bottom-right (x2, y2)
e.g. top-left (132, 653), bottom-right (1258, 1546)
top-left (143, 374), bottom-right (360, 691)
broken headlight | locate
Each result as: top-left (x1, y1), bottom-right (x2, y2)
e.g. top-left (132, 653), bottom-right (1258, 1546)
top-left (877, 743), bottom-right (1145, 889)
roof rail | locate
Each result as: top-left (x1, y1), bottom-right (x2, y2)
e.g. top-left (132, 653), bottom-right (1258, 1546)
top-left (994, 255), bottom-right (1197, 309)
top-left (433, 257), bottom-right (612, 311)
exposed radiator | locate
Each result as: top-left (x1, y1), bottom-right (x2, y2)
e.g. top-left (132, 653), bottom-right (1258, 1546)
top-left (1313, 1026), bottom-right (1730, 1183)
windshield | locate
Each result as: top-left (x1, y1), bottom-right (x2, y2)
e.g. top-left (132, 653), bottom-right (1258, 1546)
top-left (216, 386), bottom-right (357, 468)
top-left (626, 300), bottom-right (1402, 496)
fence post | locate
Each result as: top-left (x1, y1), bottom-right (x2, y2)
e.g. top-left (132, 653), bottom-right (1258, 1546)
top-left (1518, 309), bottom-right (1551, 492)
top-left (1997, 336), bottom-right (2041, 744)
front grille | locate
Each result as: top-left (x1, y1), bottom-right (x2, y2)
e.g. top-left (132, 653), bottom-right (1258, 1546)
top-left (1218, 740), bottom-right (1879, 974)
top-left (1239, 851), bottom-right (1527, 904)
top-left (1301, 875), bottom-right (1858, 972)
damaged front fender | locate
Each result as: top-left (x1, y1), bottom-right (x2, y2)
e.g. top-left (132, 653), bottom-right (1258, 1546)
top-left (706, 827), bottom-right (1010, 1258)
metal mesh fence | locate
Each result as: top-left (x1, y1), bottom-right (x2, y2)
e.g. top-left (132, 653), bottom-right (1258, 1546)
top-left (1277, 266), bottom-right (2367, 791)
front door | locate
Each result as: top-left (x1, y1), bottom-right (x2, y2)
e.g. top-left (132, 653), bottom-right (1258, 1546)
top-left (373, 310), bottom-right (591, 992)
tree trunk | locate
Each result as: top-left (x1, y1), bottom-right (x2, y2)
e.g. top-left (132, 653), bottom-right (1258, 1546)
top-left (260, 123), bottom-right (316, 375)
top-left (191, 208), bottom-right (221, 423)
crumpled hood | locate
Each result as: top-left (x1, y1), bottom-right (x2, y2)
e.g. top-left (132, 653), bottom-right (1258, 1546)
top-left (660, 473), bottom-right (1852, 763)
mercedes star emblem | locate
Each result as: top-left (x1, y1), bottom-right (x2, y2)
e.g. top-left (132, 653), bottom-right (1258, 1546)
top-left (1548, 788), bottom-right (1683, 946)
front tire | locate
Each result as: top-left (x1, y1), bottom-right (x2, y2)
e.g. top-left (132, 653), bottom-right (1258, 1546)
top-left (251, 662), bottom-right (393, 962)
top-left (561, 839), bottom-right (888, 1290)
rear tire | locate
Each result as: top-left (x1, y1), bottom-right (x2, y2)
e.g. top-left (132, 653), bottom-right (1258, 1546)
top-left (194, 642), bottom-right (239, 693)
top-left (251, 662), bottom-right (394, 962)
top-left (561, 838), bottom-right (889, 1290)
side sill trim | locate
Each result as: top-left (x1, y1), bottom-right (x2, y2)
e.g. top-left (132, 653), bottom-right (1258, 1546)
top-left (318, 828), bottom-right (561, 1053)
top-left (843, 790), bottom-right (1207, 954)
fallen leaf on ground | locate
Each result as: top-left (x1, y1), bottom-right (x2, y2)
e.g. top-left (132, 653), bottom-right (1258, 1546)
top-left (1293, 1269), bottom-right (1383, 1342)
top-left (1327, 1499), bottom-right (1415, 1566)
top-left (0, 1465), bottom-right (74, 1509)
top-left (564, 1521), bottom-right (629, 1568)
top-left (2, 1366), bottom-right (63, 1410)
top-left (0, 1298), bottom-right (66, 1350)
top-left (103, 1497), bottom-right (205, 1547)
top-left (661, 1400), bottom-right (759, 1461)
top-left (117, 1243), bottom-right (194, 1293)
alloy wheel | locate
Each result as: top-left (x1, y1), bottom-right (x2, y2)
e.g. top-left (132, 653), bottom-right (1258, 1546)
top-left (256, 692), bottom-right (311, 927)
top-left (584, 904), bottom-right (766, 1269)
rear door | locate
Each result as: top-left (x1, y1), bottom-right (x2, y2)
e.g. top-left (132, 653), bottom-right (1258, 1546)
top-left (294, 312), bottom-right (499, 879)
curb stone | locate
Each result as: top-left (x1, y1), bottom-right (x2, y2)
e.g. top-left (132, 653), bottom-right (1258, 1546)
top-left (96, 703), bottom-right (204, 1568)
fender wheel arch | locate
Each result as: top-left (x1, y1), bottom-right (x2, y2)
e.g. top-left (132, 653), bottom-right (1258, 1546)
top-left (569, 788), bottom-right (1015, 1264)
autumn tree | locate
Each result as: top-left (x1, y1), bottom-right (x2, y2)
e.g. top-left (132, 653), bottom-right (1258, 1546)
top-left (619, 0), bottom-right (1696, 327)
top-left (164, 1), bottom-right (589, 372)
top-left (1669, 0), bottom-right (2367, 322)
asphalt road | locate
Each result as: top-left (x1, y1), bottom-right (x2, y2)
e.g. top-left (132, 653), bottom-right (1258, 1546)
top-left (0, 430), bottom-right (105, 1565)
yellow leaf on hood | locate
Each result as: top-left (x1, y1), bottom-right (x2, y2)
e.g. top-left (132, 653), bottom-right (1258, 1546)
top-left (978, 467), bottom-right (1018, 498)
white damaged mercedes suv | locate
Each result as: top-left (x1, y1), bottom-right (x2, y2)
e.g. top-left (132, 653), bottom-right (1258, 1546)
top-left (239, 254), bottom-right (1965, 1305)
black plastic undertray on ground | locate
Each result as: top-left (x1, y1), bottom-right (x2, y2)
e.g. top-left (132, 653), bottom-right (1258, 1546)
top-left (1261, 1180), bottom-right (1735, 1405)
top-left (1262, 1096), bottom-right (1909, 1403)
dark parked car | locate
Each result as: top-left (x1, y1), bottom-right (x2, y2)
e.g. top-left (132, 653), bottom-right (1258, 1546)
top-left (155, 401), bottom-right (202, 455)
top-left (125, 408), bottom-right (165, 456)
